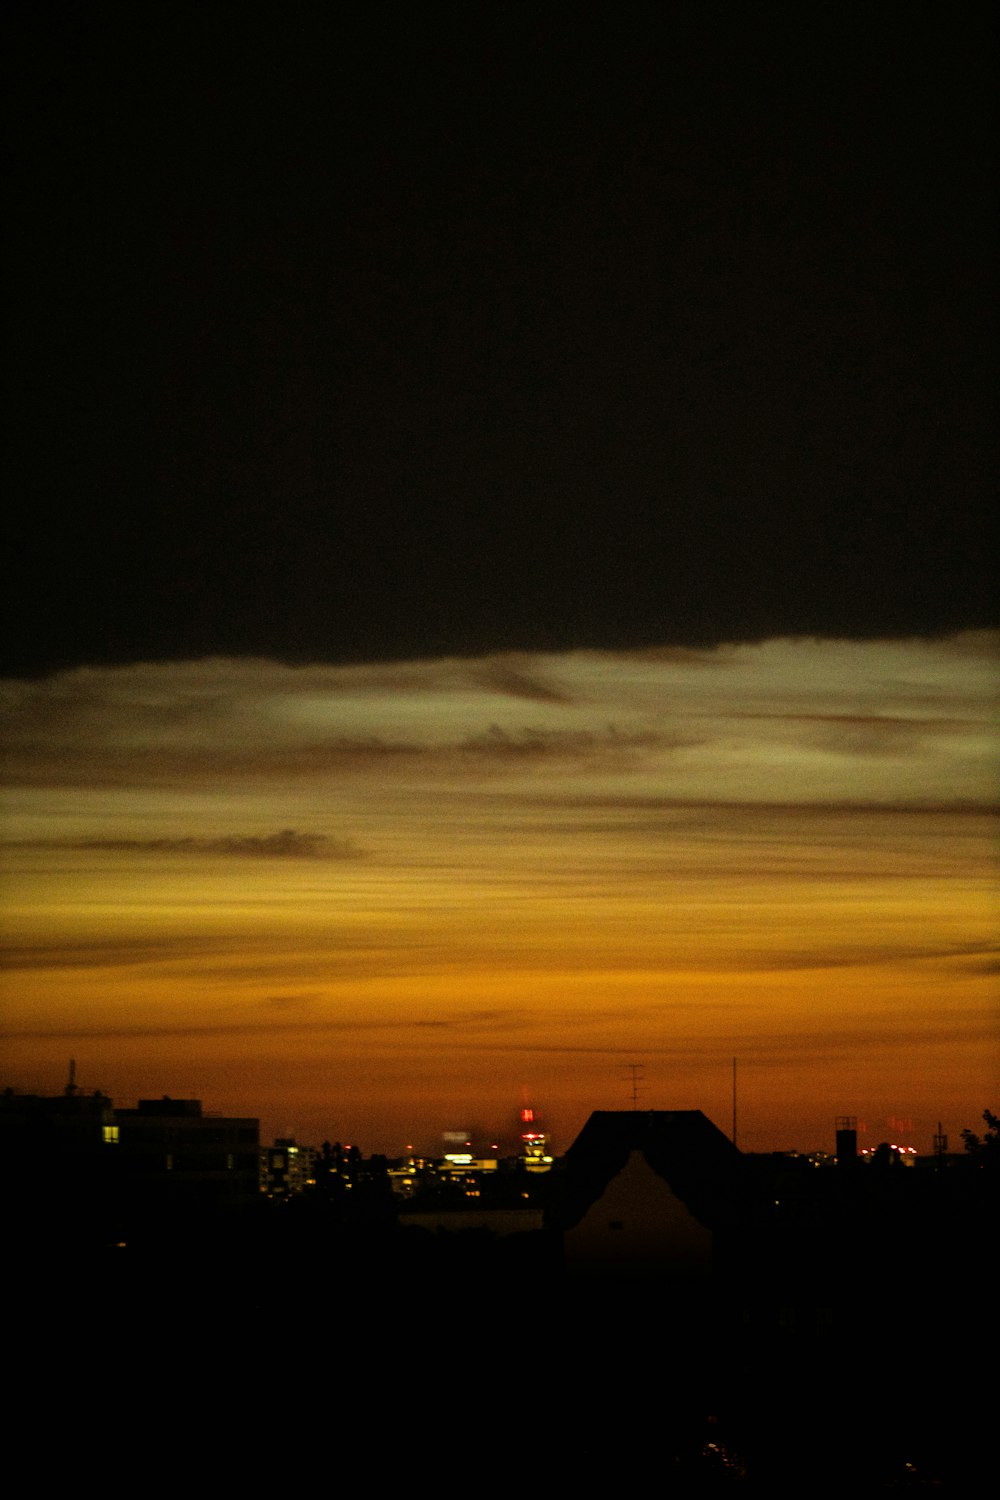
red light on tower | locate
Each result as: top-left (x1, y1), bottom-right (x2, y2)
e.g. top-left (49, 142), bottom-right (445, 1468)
top-left (517, 1099), bottom-right (552, 1172)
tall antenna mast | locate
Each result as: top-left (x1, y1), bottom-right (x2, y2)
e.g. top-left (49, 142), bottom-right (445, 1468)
top-left (624, 1062), bottom-right (644, 1109)
top-left (65, 1058), bottom-right (78, 1097)
top-left (732, 1056), bottom-right (737, 1147)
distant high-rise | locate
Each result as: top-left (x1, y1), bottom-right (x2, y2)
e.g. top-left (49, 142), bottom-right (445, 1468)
top-left (835, 1116), bottom-right (858, 1166)
top-left (518, 1105), bottom-right (553, 1173)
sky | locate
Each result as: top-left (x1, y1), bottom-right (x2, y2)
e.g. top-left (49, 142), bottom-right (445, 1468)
top-left (2, 5), bottom-right (996, 1153)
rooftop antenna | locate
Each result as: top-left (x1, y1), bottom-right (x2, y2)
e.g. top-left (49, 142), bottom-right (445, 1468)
top-left (732, 1056), bottom-right (737, 1147)
top-left (624, 1062), bottom-right (643, 1110)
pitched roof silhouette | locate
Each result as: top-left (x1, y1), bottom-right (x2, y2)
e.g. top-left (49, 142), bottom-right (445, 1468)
top-left (551, 1109), bottom-right (744, 1233)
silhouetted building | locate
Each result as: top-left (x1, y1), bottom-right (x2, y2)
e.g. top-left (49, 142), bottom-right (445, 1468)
top-left (115, 1097), bottom-right (259, 1220)
top-left (835, 1115), bottom-right (858, 1166)
top-left (1, 1079), bottom-right (121, 1248)
top-left (549, 1110), bottom-right (743, 1278)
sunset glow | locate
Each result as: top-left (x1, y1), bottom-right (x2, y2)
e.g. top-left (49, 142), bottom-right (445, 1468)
top-left (3, 634), bottom-right (996, 1152)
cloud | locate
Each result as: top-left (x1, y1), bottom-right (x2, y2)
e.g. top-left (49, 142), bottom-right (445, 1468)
top-left (468, 657), bottom-right (574, 704)
top-left (0, 1017), bottom-right (416, 1042)
top-left (73, 829), bottom-right (364, 860)
top-left (0, 937), bottom-right (231, 971)
top-left (728, 939), bottom-right (1000, 975)
top-left (723, 1017), bottom-right (1000, 1062)
top-left (935, 630), bottom-right (1000, 662)
top-left (1, 1006), bottom-right (527, 1043)
top-left (730, 710), bottom-right (993, 760)
top-left (3, 829), bottom-right (365, 861)
top-left (2, 635), bottom-right (996, 805)
top-left (458, 723), bottom-right (688, 762)
top-left (615, 645), bottom-right (740, 667)
top-left (510, 794), bottom-right (995, 818)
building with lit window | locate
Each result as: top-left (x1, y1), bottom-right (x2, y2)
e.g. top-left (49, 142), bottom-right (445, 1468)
top-left (518, 1106), bottom-right (554, 1172)
top-left (260, 1137), bottom-right (316, 1197)
top-left (115, 1096), bottom-right (260, 1217)
top-left (0, 1074), bottom-right (120, 1248)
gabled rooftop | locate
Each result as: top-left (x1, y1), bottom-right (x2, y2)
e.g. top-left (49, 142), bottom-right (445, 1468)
top-left (551, 1109), bottom-right (745, 1232)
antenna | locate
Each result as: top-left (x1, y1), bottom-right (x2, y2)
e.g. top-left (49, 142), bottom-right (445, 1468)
top-left (731, 1057), bottom-right (737, 1146)
top-left (624, 1062), bottom-right (643, 1109)
top-left (65, 1058), bottom-right (78, 1097)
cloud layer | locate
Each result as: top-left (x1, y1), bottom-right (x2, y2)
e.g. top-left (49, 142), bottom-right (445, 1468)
top-left (2, 635), bottom-right (996, 1149)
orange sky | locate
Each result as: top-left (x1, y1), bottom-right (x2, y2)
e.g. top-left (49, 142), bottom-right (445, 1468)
top-left (2, 634), bottom-right (997, 1154)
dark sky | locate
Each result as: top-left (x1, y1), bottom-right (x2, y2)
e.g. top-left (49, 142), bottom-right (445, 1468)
top-left (5, 2), bottom-right (995, 676)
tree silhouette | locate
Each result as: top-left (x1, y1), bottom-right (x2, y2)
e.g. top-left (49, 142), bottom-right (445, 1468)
top-left (961, 1110), bottom-right (1000, 1168)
